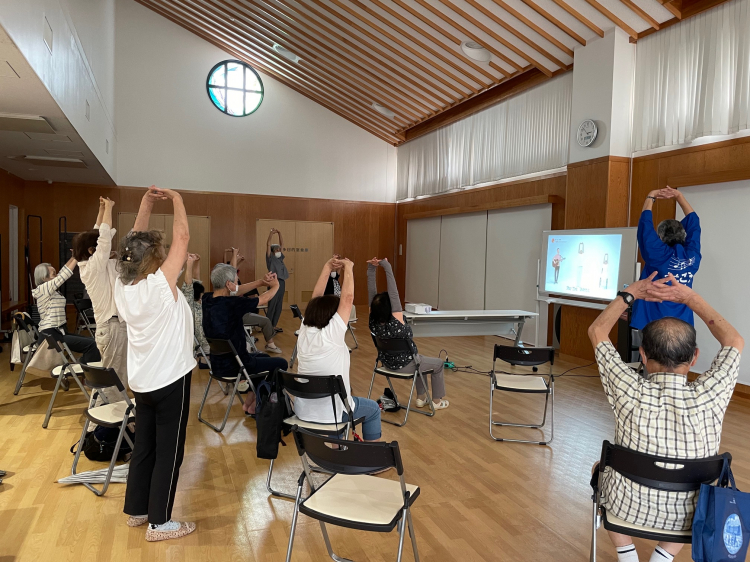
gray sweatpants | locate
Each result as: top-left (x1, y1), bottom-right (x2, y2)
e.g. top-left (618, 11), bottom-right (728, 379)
top-left (396, 354), bottom-right (446, 400)
top-left (267, 278), bottom-right (285, 328)
top-left (243, 313), bottom-right (274, 343)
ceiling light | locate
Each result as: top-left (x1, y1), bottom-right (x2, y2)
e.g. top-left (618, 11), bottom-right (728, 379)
top-left (0, 113), bottom-right (56, 134)
top-left (11, 155), bottom-right (87, 168)
top-left (273, 44), bottom-right (300, 63)
top-left (461, 41), bottom-right (491, 62)
top-left (372, 102), bottom-right (396, 119)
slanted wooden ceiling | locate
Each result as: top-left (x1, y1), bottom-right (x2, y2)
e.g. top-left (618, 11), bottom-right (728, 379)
top-left (138, 0), bottom-right (730, 145)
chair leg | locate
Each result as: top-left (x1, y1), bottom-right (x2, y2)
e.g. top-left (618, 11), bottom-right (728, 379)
top-left (381, 376), bottom-right (418, 427)
top-left (366, 370), bottom-right (377, 400)
top-left (84, 417), bottom-right (129, 497)
top-left (266, 459), bottom-right (296, 501)
top-left (42, 372), bottom-right (65, 429)
top-left (590, 494), bottom-right (599, 562)
top-left (319, 521), bottom-right (354, 562)
top-left (285, 478), bottom-right (305, 562)
top-left (14, 347), bottom-right (33, 395)
top-left (71, 418), bottom-right (91, 476)
top-left (347, 324), bottom-right (358, 350)
top-left (489, 385), bottom-right (554, 445)
top-left (396, 507), bottom-right (408, 562)
top-left (289, 342), bottom-right (298, 370)
top-left (198, 376), bottom-right (240, 433)
top-left (407, 507), bottom-right (420, 562)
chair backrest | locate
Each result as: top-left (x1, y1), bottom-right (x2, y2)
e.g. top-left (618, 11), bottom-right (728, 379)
top-left (13, 312), bottom-right (36, 334)
top-left (280, 370), bottom-right (347, 401)
top-left (206, 338), bottom-right (239, 357)
top-left (373, 335), bottom-right (413, 355)
top-left (73, 293), bottom-right (93, 314)
top-left (494, 344), bottom-right (555, 367)
top-left (600, 440), bottom-right (730, 493)
top-left (290, 304), bottom-right (303, 320)
top-left (81, 363), bottom-right (127, 393)
top-left (292, 426), bottom-right (404, 475)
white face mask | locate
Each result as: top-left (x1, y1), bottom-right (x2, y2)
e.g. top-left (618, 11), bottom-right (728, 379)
top-left (330, 271), bottom-right (337, 278)
top-left (229, 289), bottom-right (238, 296)
top-left (274, 252), bottom-right (282, 258)
top-left (228, 279), bottom-right (238, 296)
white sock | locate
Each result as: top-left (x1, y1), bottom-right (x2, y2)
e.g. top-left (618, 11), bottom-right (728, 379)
top-left (616, 544), bottom-right (639, 562)
top-left (649, 546), bottom-right (674, 562)
top-left (150, 520), bottom-right (180, 531)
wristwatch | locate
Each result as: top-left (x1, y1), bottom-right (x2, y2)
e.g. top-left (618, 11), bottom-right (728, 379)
top-left (617, 291), bottom-right (635, 307)
top-left (647, 196), bottom-right (657, 202)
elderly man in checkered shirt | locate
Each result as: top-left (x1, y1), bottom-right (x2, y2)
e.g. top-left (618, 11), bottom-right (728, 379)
top-left (588, 271), bottom-right (744, 562)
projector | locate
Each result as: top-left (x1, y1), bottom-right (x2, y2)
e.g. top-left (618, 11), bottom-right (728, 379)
top-left (405, 303), bottom-right (432, 314)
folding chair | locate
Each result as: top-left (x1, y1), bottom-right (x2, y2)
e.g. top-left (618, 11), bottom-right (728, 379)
top-left (12, 312), bottom-right (41, 395)
top-left (70, 364), bottom-right (135, 496)
top-left (367, 334), bottom-right (435, 427)
top-left (346, 306), bottom-right (359, 351)
top-left (73, 293), bottom-right (96, 337)
top-left (243, 325), bottom-right (259, 353)
top-left (39, 329), bottom-right (94, 428)
top-left (266, 371), bottom-right (364, 500)
top-left (288, 304), bottom-right (304, 369)
top-left (197, 338), bottom-right (264, 433)
top-left (286, 427), bottom-right (421, 562)
top-left (489, 344), bottom-right (555, 445)
top-left (194, 335), bottom-right (228, 396)
top-left (589, 440), bottom-right (730, 562)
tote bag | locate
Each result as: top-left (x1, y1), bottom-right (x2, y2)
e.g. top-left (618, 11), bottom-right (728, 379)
top-left (693, 461), bottom-right (750, 562)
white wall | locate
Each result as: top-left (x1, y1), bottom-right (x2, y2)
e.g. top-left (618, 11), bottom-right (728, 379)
top-left (0, 0), bottom-right (117, 178)
top-left (114, 0), bottom-right (396, 202)
top-left (677, 181), bottom-right (749, 385)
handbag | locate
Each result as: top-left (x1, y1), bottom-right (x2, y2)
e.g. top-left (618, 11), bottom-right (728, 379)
top-left (70, 426), bottom-right (135, 462)
top-left (255, 369), bottom-right (290, 460)
top-left (27, 339), bottom-right (64, 374)
top-left (693, 460), bottom-right (750, 562)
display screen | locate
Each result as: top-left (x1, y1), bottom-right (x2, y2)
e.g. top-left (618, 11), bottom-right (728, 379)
top-left (545, 233), bottom-right (622, 300)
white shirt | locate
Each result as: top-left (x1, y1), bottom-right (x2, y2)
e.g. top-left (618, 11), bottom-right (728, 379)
top-left (294, 312), bottom-right (355, 423)
top-left (114, 268), bottom-right (196, 393)
top-left (78, 223), bottom-right (121, 325)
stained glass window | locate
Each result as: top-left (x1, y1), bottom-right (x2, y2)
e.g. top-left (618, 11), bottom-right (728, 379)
top-left (206, 60), bottom-right (263, 116)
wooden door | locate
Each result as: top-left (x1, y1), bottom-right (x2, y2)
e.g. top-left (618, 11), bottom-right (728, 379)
top-left (256, 220), bottom-right (296, 305)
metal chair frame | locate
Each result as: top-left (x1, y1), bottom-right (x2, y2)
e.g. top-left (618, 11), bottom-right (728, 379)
top-left (288, 304), bottom-right (304, 369)
top-left (194, 335), bottom-right (227, 395)
top-left (40, 329), bottom-right (91, 429)
top-left (489, 344), bottom-right (555, 445)
top-left (12, 313), bottom-right (41, 395)
top-left (589, 440), bottom-right (730, 562)
top-left (73, 293), bottom-right (96, 337)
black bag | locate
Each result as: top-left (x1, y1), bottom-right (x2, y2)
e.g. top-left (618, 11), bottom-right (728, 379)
top-left (71, 425), bottom-right (135, 462)
top-left (255, 369), bottom-right (290, 460)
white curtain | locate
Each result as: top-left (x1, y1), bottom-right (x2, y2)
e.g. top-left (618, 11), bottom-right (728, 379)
top-left (633, 0), bottom-right (750, 151)
top-left (396, 73), bottom-right (572, 201)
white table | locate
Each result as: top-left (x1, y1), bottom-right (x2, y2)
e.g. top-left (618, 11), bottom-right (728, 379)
top-left (403, 309), bottom-right (538, 344)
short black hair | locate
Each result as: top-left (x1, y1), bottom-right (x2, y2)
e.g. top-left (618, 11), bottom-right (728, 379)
top-left (71, 230), bottom-right (100, 262)
top-left (657, 220), bottom-right (687, 246)
top-left (641, 317), bottom-right (697, 370)
top-left (370, 292), bottom-right (392, 324)
top-left (193, 281), bottom-right (205, 301)
top-left (303, 295), bottom-right (340, 329)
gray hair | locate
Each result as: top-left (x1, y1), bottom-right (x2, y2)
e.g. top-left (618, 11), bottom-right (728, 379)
top-left (34, 263), bottom-right (53, 286)
top-left (211, 263), bottom-right (237, 290)
top-left (116, 230), bottom-right (165, 284)
top-left (657, 219), bottom-right (687, 247)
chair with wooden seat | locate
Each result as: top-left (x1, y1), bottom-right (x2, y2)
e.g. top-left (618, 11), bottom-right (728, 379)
top-left (589, 440), bottom-right (730, 562)
top-left (70, 364), bottom-right (135, 496)
top-left (285, 427), bottom-right (421, 562)
top-left (266, 371), bottom-right (364, 500)
top-left (489, 344), bottom-right (556, 445)
top-left (367, 334), bottom-right (435, 427)
top-left (39, 329), bottom-right (95, 429)
top-left (12, 312), bottom-right (41, 395)
top-left (288, 304), bottom-right (304, 369)
top-left (197, 338), bottom-right (263, 433)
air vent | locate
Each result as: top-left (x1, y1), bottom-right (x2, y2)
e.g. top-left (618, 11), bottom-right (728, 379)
top-left (372, 102), bottom-right (396, 119)
top-left (24, 132), bottom-right (71, 142)
top-left (273, 44), bottom-right (300, 63)
top-left (0, 114), bottom-right (56, 134)
top-left (461, 41), bottom-right (491, 62)
top-left (10, 155), bottom-right (86, 168)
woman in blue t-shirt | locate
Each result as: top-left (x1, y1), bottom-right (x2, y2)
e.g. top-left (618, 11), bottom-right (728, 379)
top-left (631, 187), bottom-right (701, 330)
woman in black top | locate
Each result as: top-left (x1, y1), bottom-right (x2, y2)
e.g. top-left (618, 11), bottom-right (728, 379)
top-left (367, 258), bottom-right (449, 410)
top-left (324, 255), bottom-right (343, 296)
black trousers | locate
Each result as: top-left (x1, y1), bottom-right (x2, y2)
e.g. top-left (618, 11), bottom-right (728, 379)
top-left (124, 372), bottom-right (191, 525)
top-left (50, 326), bottom-right (101, 364)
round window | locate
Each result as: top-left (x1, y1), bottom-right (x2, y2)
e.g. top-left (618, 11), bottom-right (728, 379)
top-left (206, 60), bottom-right (264, 116)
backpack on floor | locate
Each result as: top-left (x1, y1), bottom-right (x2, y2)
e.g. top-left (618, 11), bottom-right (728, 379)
top-left (71, 425), bottom-right (135, 462)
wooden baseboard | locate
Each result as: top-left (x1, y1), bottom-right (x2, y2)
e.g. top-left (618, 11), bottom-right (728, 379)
top-left (733, 382), bottom-right (750, 402)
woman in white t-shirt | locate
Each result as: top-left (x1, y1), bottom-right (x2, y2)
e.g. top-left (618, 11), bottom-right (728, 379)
top-left (295, 257), bottom-right (382, 441)
top-left (114, 187), bottom-right (197, 542)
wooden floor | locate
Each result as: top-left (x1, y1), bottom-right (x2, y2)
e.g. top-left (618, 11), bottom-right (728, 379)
top-left (1, 308), bottom-right (749, 562)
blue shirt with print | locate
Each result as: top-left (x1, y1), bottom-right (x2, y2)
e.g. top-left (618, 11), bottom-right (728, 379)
top-left (631, 210), bottom-right (701, 330)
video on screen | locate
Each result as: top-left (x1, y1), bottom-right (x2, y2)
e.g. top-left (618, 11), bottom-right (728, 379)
top-left (545, 233), bottom-right (622, 300)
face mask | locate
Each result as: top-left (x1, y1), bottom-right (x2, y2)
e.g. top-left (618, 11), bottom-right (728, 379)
top-left (229, 289), bottom-right (238, 297)
top-left (330, 271), bottom-right (337, 278)
top-left (274, 252), bottom-right (282, 258)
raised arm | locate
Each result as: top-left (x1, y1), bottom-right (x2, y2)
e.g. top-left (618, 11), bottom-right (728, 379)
top-left (96, 197), bottom-right (106, 226)
top-left (588, 272), bottom-right (658, 346)
top-left (379, 259), bottom-right (402, 314)
top-left (266, 229), bottom-right (275, 258)
top-left (159, 188), bottom-right (190, 297)
top-left (674, 189), bottom-right (695, 216)
top-left (642, 189), bottom-right (659, 212)
top-left (257, 273), bottom-right (279, 306)
top-left (36, 259), bottom-right (77, 297)
top-left (101, 197), bottom-right (114, 229)
top-left (367, 260), bottom-right (378, 307)
top-left (313, 258), bottom-right (337, 298)
top-left (277, 229), bottom-right (284, 250)
top-left (192, 254), bottom-right (201, 281)
top-left (236, 273), bottom-right (271, 296)
top-left (132, 186), bottom-right (166, 232)
top-left (89, 198), bottom-right (116, 269)
top-left (185, 253), bottom-right (197, 284)
top-left (336, 258), bottom-right (354, 321)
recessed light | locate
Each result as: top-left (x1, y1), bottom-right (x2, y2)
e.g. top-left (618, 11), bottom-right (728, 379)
top-left (461, 40), bottom-right (491, 62)
top-left (273, 44), bottom-right (300, 63)
top-left (372, 102), bottom-right (396, 119)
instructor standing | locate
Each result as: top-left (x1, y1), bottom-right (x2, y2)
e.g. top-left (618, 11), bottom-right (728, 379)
top-left (265, 228), bottom-right (288, 330)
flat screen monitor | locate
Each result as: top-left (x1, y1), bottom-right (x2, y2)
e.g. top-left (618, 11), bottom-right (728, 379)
top-left (540, 228), bottom-right (638, 301)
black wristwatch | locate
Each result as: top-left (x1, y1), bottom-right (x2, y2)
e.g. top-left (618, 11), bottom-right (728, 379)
top-left (647, 196), bottom-right (657, 202)
top-left (617, 291), bottom-right (635, 307)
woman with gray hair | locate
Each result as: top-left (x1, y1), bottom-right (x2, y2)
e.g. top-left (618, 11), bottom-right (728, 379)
top-left (265, 228), bottom-right (288, 330)
top-left (114, 186), bottom-right (196, 542)
top-left (32, 257), bottom-right (101, 366)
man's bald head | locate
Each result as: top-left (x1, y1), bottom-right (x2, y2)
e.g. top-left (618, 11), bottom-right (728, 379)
top-left (641, 317), bottom-right (697, 370)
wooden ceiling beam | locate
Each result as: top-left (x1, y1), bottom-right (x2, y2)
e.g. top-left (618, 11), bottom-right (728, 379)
top-left (391, 0), bottom-right (502, 82)
top-left (618, 0), bottom-right (661, 29)
top-left (138, 1), bottom-right (401, 143)
top-left (464, 0), bottom-right (568, 69)
top-left (489, 0), bottom-right (574, 56)
top-left (519, 0), bottom-right (587, 45)
top-left (438, 0), bottom-right (555, 76)
top-left (549, 0), bottom-right (605, 37)
top-left (654, 0), bottom-right (683, 19)
top-left (582, 0), bottom-right (638, 39)
top-left (306, 0), bottom-right (464, 103)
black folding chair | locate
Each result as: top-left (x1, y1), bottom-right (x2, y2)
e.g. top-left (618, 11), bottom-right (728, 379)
top-left (286, 427), bottom-right (421, 562)
top-left (288, 305), bottom-right (304, 369)
top-left (589, 440), bottom-right (730, 562)
top-left (12, 312), bottom-right (41, 395)
top-left (39, 329), bottom-right (94, 429)
top-left (193, 335), bottom-right (227, 396)
top-left (489, 344), bottom-right (555, 445)
top-left (266, 371), bottom-right (364, 500)
top-left (70, 364), bottom-right (135, 496)
top-left (73, 293), bottom-right (96, 336)
top-left (367, 334), bottom-right (435, 427)
top-left (197, 338), bottom-right (264, 433)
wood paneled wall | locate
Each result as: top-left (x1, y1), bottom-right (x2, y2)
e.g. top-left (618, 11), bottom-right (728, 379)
top-left (13, 180), bottom-right (396, 306)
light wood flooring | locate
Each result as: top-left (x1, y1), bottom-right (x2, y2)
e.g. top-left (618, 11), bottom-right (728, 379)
top-left (1, 308), bottom-right (749, 562)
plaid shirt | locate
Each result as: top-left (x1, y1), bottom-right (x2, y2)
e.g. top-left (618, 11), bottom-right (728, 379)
top-left (595, 341), bottom-right (741, 530)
